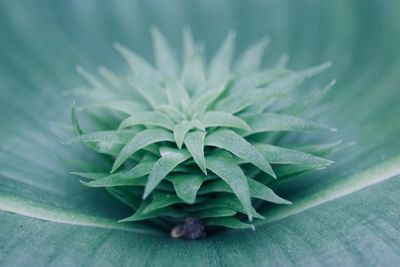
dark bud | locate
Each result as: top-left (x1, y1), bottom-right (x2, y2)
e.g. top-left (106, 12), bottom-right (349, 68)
top-left (170, 217), bottom-right (206, 240)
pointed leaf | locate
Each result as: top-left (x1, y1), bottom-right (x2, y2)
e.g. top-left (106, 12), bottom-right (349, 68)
top-left (199, 178), bottom-right (291, 204)
top-left (234, 37), bottom-right (270, 74)
top-left (184, 131), bottom-right (207, 174)
top-left (119, 199), bottom-right (186, 222)
top-left (173, 121), bottom-right (194, 149)
top-left (208, 30), bottom-right (235, 83)
top-left (112, 129), bottom-right (174, 172)
top-left (143, 192), bottom-right (183, 214)
top-left (143, 149), bottom-right (191, 198)
top-left (113, 42), bottom-right (161, 80)
top-left (64, 130), bottom-right (137, 145)
top-left (200, 111), bottom-right (251, 131)
top-left (83, 158), bottom-right (156, 187)
top-left (195, 208), bottom-right (237, 218)
top-left (205, 151), bottom-right (253, 221)
top-left (167, 173), bottom-right (205, 204)
top-left (186, 195), bottom-right (264, 219)
top-left (118, 111), bottom-right (175, 130)
top-left (79, 100), bottom-right (148, 115)
top-left (205, 129), bottom-right (275, 177)
top-left (215, 72), bottom-right (303, 113)
top-left (190, 78), bottom-right (230, 115)
top-left (151, 26), bottom-right (179, 78)
top-left (254, 144), bottom-right (333, 166)
top-left (242, 112), bottom-right (337, 135)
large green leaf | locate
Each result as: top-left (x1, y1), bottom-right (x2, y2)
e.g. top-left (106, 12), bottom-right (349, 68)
top-left (1, 1), bottom-right (400, 267)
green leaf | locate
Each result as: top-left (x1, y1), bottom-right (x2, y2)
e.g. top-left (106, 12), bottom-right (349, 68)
top-left (78, 100), bottom-right (148, 115)
top-left (242, 112), bottom-right (337, 135)
top-left (118, 111), bottom-right (175, 130)
top-left (181, 27), bottom-right (206, 94)
top-left (205, 129), bottom-right (275, 177)
top-left (128, 77), bottom-right (167, 108)
top-left (119, 199), bottom-right (186, 222)
top-left (143, 192), bottom-right (183, 213)
top-left (254, 144), bottom-right (333, 166)
top-left (151, 26), bottom-right (179, 79)
top-left (215, 72), bottom-right (302, 113)
top-left (205, 151), bottom-right (253, 221)
top-left (155, 104), bottom-right (184, 122)
top-left (143, 149), bottom-right (191, 198)
top-left (200, 111), bottom-right (251, 131)
top-left (64, 130), bottom-right (137, 145)
top-left (173, 121), bottom-right (194, 149)
top-left (167, 173), bottom-right (205, 204)
top-left (208, 30), bottom-right (235, 83)
top-left (234, 37), bottom-right (270, 75)
top-left (112, 129), bottom-right (174, 172)
top-left (113, 42), bottom-right (161, 80)
top-left (195, 208), bottom-right (236, 218)
top-left (205, 217), bottom-right (255, 230)
top-left (190, 78), bottom-right (230, 115)
top-left (82, 158), bottom-right (156, 187)
top-left (199, 178), bottom-right (291, 204)
top-left (183, 131), bottom-right (207, 174)
top-left (75, 65), bottom-right (105, 90)
top-left (186, 195), bottom-right (264, 219)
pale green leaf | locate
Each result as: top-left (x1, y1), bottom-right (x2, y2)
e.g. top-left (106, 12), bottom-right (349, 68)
top-left (167, 173), bottom-right (205, 204)
top-left (208, 30), bottom-right (235, 83)
top-left (234, 37), bottom-right (270, 75)
top-left (215, 72), bottom-right (303, 113)
top-left (205, 151), bottom-right (253, 221)
top-left (64, 130), bottom-right (137, 145)
top-left (151, 26), bottom-right (179, 78)
top-left (118, 111), bottom-right (175, 130)
top-left (143, 149), bottom-right (191, 198)
top-left (79, 100), bottom-right (148, 115)
top-left (173, 121), bottom-right (194, 149)
top-left (181, 27), bottom-right (206, 93)
top-left (254, 144), bottom-right (333, 166)
top-left (112, 129), bottom-right (174, 172)
top-left (205, 129), bottom-right (275, 177)
top-left (83, 158), bottom-right (156, 187)
top-left (200, 111), bottom-right (251, 131)
top-left (113, 42), bottom-right (161, 80)
top-left (242, 112), bottom-right (337, 135)
top-left (143, 192), bottom-right (183, 213)
top-left (183, 131), bottom-right (207, 174)
top-left (190, 78), bottom-right (230, 115)
top-left (119, 199), bottom-right (186, 222)
top-left (155, 104), bottom-right (184, 123)
top-left (75, 65), bottom-right (105, 90)
top-left (186, 195), bottom-right (264, 219)
top-left (195, 208), bottom-right (237, 218)
top-left (199, 178), bottom-right (291, 204)
top-left (128, 77), bottom-right (167, 108)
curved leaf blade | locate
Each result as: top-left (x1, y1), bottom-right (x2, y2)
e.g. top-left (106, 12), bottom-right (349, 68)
top-left (205, 151), bottom-right (253, 221)
top-left (200, 111), bottom-right (251, 131)
top-left (183, 131), bottom-right (207, 174)
top-left (112, 129), bottom-right (174, 172)
top-left (143, 149), bottom-right (191, 198)
top-left (205, 129), bottom-right (275, 177)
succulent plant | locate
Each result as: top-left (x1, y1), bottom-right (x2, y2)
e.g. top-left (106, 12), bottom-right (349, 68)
top-left (66, 27), bottom-right (338, 238)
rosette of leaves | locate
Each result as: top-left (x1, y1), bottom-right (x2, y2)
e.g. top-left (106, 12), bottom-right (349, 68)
top-left (65, 27), bottom-right (338, 237)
